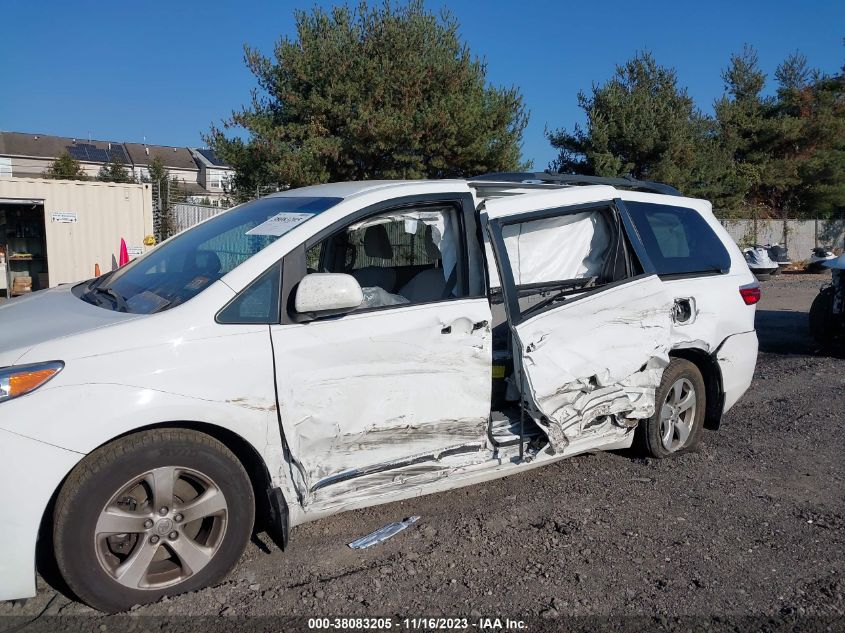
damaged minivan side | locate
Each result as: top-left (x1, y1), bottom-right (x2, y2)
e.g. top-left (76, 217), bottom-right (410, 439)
top-left (0, 175), bottom-right (759, 612)
top-left (485, 198), bottom-right (674, 456)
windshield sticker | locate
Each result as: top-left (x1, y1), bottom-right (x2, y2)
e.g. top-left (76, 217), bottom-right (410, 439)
top-left (246, 212), bottom-right (315, 237)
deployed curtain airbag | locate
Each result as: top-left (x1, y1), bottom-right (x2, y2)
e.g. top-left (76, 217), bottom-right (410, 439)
top-left (487, 211), bottom-right (611, 288)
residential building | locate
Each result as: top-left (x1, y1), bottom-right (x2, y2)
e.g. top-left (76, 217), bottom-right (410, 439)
top-left (0, 132), bottom-right (131, 180)
top-left (190, 148), bottom-right (233, 198)
top-left (0, 131), bottom-right (235, 205)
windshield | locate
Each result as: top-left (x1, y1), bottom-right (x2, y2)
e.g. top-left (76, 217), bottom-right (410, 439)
top-left (77, 196), bottom-right (341, 314)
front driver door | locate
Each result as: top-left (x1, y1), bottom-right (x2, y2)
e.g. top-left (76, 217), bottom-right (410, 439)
top-left (271, 196), bottom-right (492, 510)
top-left (483, 190), bottom-right (674, 454)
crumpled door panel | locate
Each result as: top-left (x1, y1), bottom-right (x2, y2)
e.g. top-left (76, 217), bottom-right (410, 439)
top-left (272, 299), bottom-right (493, 506)
top-left (515, 275), bottom-right (672, 452)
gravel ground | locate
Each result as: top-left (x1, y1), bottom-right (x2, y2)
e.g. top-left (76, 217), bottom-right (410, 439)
top-left (2, 273), bottom-right (843, 632)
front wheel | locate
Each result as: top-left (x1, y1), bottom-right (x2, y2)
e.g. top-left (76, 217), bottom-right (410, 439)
top-left (636, 358), bottom-right (706, 458)
top-left (53, 429), bottom-right (255, 613)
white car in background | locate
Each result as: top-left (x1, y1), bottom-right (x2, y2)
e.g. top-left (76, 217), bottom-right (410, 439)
top-left (0, 173), bottom-right (759, 611)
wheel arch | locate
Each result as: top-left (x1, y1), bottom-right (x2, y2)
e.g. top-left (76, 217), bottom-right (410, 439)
top-left (38, 420), bottom-right (290, 578)
top-left (116, 421), bottom-right (290, 546)
top-left (142, 421), bottom-right (275, 526)
top-left (668, 347), bottom-right (725, 430)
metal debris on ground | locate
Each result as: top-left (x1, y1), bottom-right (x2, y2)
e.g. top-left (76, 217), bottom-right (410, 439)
top-left (348, 516), bottom-right (421, 549)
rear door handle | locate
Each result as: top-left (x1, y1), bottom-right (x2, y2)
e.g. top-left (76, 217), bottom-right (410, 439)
top-left (441, 320), bottom-right (488, 335)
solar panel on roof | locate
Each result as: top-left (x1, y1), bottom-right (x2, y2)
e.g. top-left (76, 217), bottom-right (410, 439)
top-left (198, 148), bottom-right (226, 166)
top-left (65, 143), bottom-right (126, 164)
top-left (108, 147), bottom-right (129, 163)
top-left (90, 148), bottom-right (109, 162)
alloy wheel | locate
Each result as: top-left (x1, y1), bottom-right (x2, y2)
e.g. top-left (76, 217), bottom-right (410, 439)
top-left (659, 378), bottom-right (697, 452)
top-left (94, 466), bottom-right (228, 590)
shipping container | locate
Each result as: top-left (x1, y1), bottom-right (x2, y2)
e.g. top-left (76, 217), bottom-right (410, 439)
top-left (0, 177), bottom-right (154, 293)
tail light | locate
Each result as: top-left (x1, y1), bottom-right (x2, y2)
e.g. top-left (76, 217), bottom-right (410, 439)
top-left (739, 284), bottom-right (761, 305)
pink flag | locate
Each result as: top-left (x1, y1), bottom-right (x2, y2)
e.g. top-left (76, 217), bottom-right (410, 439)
top-left (118, 238), bottom-right (129, 267)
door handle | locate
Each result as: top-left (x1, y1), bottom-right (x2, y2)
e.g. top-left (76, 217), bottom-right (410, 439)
top-left (472, 320), bottom-right (488, 332)
top-left (441, 320), bottom-right (488, 335)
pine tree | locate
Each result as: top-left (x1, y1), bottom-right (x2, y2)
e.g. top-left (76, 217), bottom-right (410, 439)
top-left (207, 1), bottom-right (528, 191)
top-left (711, 45), bottom-right (774, 215)
top-left (97, 157), bottom-right (133, 183)
top-left (774, 58), bottom-right (845, 218)
top-left (546, 52), bottom-right (721, 198)
top-left (43, 151), bottom-right (87, 181)
top-left (715, 45), bottom-right (845, 218)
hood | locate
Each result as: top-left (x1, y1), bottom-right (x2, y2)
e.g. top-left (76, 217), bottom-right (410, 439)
top-left (0, 284), bottom-right (141, 366)
top-left (824, 253), bottom-right (845, 270)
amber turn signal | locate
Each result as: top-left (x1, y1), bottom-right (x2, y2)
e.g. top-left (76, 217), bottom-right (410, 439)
top-left (0, 361), bottom-right (64, 403)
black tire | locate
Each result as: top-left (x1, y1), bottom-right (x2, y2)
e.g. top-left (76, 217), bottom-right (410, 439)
top-left (636, 359), bottom-right (706, 459)
top-left (53, 429), bottom-right (254, 613)
top-left (809, 288), bottom-right (835, 347)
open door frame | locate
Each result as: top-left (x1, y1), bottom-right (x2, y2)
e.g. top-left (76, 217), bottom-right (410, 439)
top-left (483, 197), bottom-right (674, 456)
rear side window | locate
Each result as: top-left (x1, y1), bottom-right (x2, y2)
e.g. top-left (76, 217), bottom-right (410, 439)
top-left (624, 201), bottom-right (730, 276)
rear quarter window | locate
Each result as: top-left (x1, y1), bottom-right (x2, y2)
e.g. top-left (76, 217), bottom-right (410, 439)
top-left (624, 201), bottom-right (731, 276)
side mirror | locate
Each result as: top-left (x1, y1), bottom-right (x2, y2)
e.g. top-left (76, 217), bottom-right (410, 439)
top-left (294, 273), bottom-right (363, 316)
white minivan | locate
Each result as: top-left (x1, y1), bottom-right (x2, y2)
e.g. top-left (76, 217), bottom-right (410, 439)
top-left (0, 173), bottom-right (759, 611)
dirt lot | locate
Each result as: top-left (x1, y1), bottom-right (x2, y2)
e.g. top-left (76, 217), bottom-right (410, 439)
top-left (2, 274), bottom-right (843, 632)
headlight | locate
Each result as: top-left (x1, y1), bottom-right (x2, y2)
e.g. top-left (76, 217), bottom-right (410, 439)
top-left (0, 361), bottom-right (64, 403)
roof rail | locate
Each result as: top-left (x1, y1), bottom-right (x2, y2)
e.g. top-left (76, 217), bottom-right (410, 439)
top-left (470, 172), bottom-right (682, 196)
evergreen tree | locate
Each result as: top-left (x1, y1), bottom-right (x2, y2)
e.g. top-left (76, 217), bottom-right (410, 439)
top-left (711, 45), bottom-right (774, 214)
top-left (546, 52), bottom-right (720, 197)
top-left (97, 157), bottom-right (133, 183)
top-left (207, 0), bottom-right (528, 191)
top-left (774, 58), bottom-right (845, 218)
top-left (43, 151), bottom-right (87, 181)
top-left (546, 45), bottom-right (843, 219)
top-left (715, 45), bottom-right (845, 218)
top-left (144, 156), bottom-right (167, 186)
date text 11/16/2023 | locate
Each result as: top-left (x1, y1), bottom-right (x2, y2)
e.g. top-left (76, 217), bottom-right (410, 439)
top-left (307, 617), bottom-right (528, 630)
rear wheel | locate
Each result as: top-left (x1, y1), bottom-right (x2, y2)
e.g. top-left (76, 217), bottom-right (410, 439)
top-left (637, 359), bottom-right (706, 458)
top-left (53, 429), bottom-right (254, 613)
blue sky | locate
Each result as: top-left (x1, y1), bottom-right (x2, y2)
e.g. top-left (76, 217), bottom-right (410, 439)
top-left (1, 0), bottom-right (842, 169)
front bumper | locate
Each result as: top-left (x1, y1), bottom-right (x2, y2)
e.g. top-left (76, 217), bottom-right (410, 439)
top-left (0, 428), bottom-right (82, 601)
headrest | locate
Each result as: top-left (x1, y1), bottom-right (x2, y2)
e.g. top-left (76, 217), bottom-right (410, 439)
top-left (188, 250), bottom-right (222, 274)
top-left (364, 224), bottom-right (393, 259)
top-left (423, 224), bottom-right (442, 260)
